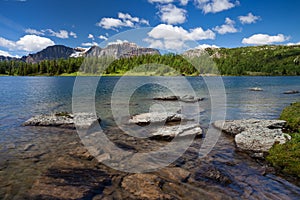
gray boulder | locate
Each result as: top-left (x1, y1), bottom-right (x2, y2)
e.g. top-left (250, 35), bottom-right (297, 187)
top-left (150, 124), bottom-right (202, 139)
top-left (23, 112), bottom-right (100, 129)
top-left (235, 127), bottom-right (290, 153)
top-left (129, 112), bottom-right (193, 125)
top-left (283, 90), bottom-right (299, 94)
top-left (213, 119), bottom-right (290, 157)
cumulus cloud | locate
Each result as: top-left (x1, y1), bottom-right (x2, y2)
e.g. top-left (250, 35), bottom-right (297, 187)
top-left (99, 35), bottom-right (108, 40)
top-left (148, 0), bottom-right (189, 5)
top-left (214, 17), bottom-right (238, 34)
top-left (148, 0), bottom-right (174, 3)
top-left (287, 42), bottom-right (300, 46)
top-left (0, 35), bottom-right (55, 52)
top-left (108, 40), bottom-right (130, 45)
top-left (16, 35), bottom-right (55, 51)
top-left (195, 44), bottom-right (219, 49)
top-left (46, 29), bottom-right (69, 39)
top-left (88, 34), bottom-right (95, 40)
top-left (239, 13), bottom-right (260, 24)
top-left (158, 4), bottom-right (187, 24)
top-left (242, 34), bottom-right (289, 45)
top-left (70, 32), bottom-right (77, 38)
top-left (0, 37), bottom-right (16, 50)
top-left (0, 50), bottom-right (14, 57)
top-left (97, 12), bottom-right (149, 30)
top-left (179, 0), bottom-right (189, 5)
top-left (25, 28), bottom-right (77, 39)
top-left (195, 0), bottom-right (238, 14)
top-left (25, 28), bottom-right (45, 35)
top-left (81, 42), bottom-right (99, 47)
top-left (145, 24), bottom-right (215, 50)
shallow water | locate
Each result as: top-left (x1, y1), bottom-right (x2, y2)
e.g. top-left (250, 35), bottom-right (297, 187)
top-left (0, 76), bottom-right (300, 199)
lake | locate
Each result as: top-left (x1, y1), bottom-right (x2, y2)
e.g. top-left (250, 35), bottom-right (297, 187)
top-left (0, 76), bottom-right (300, 199)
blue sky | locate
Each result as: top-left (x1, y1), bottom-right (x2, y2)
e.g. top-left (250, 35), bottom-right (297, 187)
top-left (0, 0), bottom-right (300, 57)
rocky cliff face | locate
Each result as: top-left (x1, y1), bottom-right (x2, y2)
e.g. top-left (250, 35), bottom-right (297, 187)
top-left (23, 45), bottom-right (76, 63)
top-left (0, 55), bottom-right (14, 62)
top-left (1, 42), bottom-right (160, 63)
top-left (85, 42), bottom-right (160, 58)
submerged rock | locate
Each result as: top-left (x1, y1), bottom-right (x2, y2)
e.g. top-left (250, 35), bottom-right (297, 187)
top-left (213, 119), bottom-right (290, 157)
top-left (153, 95), bottom-right (204, 103)
top-left (179, 95), bottom-right (205, 103)
top-left (249, 87), bottom-right (263, 91)
top-left (283, 90), bottom-right (299, 94)
top-left (153, 96), bottom-right (179, 101)
top-left (150, 124), bottom-right (202, 139)
top-left (129, 112), bottom-right (193, 125)
top-left (23, 112), bottom-right (100, 129)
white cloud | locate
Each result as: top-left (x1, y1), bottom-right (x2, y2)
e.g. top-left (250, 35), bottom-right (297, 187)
top-left (81, 42), bottom-right (99, 47)
top-left (148, 0), bottom-right (189, 4)
top-left (0, 37), bottom-right (16, 50)
top-left (108, 40), bottom-right (130, 45)
top-left (88, 34), bottom-right (95, 40)
top-left (239, 13), bottom-right (260, 24)
top-left (195, 0), bottom-right (238, 14)
top-left (242, 34), bottom-right (289, 45)
top-left (179, 0), bottom-right (189, 5)
top-left (214, 17), bottom-right (238, 34)
top-left (148, 0), bottom-right (174, 3)
top-left (70, 32), bottom-right (77, 38)
top-left (195, 44), bottom-right (219, 49)
top-left (0, 35), bottom-right (55, 52)
top-left (97, 12), bottom-right (149, 30)
top-left (16, 35), bottom-right (55, 51)
top-left (145, 24), bottom-right (215, 50)
top-left (25, 28), bottom-right (77, 39)
top-left (287, 42), bottom-right (300, 46)
top-left (99, 35), bottom-right (108, 40)
top-left (46, 29), bottom-right (69, 39)
top-left (0, 50), bottom-right (13, 57)
top-left (25, 28), bottom-right (45, 35)
top-left (158, 4), bottom-right (187, 24)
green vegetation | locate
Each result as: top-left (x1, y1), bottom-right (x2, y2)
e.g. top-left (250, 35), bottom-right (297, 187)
top-left (0, 44), bottom-right (300, 76)
top-left (210, 45), bottom-right (300, 75)
top-left (0, 57), bottom-right (84, 76)
top-left (266, 102), bottom-right (300, 178)
top-left (280, 102), bottom-right (300, 132)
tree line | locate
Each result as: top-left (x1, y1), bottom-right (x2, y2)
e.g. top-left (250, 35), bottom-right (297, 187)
top-left (0, 45), bottom-right (300, 76)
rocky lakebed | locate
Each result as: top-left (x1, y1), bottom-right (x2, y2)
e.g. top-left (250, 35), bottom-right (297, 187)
top-left (1, 95), bottom-right (300, 199)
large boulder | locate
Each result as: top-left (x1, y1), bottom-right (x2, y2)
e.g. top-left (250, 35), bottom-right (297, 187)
top-left (235, 127), bottom-right (290, 153)
top-left (213, 119), bottom-right (290, 157)
top-left (23, 112), bottom-right (100, 129)
top-left (150, 124), bottom-right (202, 139)
top-left (129, 112), bottom-right (193, 125)
top-left (213, 119), bottom-right (286, 136)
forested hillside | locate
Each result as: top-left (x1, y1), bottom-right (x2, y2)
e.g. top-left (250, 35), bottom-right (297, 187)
top-left (210, 45), bottom-right (300, 75)
top-left (0, 45), bottom-right (300, 76)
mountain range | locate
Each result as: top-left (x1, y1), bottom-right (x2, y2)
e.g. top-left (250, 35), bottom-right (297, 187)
top-left (0, 42), bottom-right (161, 63)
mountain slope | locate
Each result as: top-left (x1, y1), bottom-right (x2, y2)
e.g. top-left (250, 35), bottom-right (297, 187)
top-left (85, 42), bottom-right (160, 58)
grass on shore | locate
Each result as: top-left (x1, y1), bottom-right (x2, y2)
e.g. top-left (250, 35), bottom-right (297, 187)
top-left (280, 102), bottom-right (300, 132)
top-left (266, 102), bottom-right (300, 178)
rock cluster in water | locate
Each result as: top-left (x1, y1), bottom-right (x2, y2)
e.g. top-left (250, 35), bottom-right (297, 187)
top-left (129, 111), bottom-right (202, 139)
top-left (23, 112), bottom-right (100, 129)
top-left (213, 119), bottom-right (291, 158)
